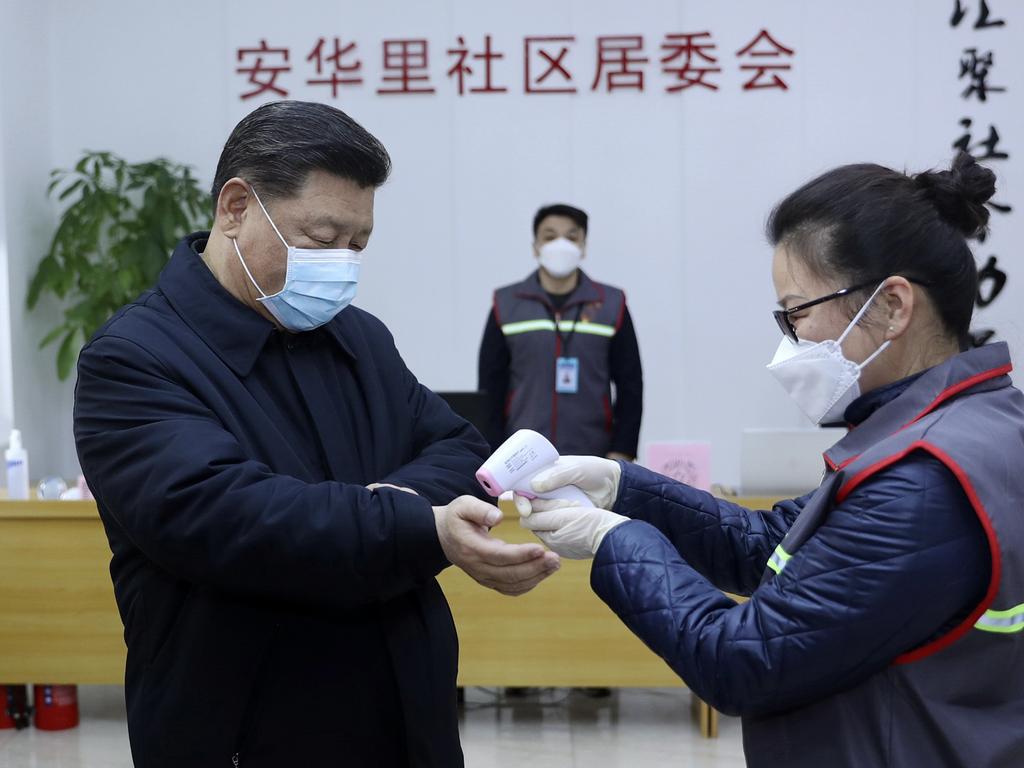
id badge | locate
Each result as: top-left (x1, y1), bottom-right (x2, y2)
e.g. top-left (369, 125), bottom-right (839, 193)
top-left (555, 357), bottom-right (580, 394)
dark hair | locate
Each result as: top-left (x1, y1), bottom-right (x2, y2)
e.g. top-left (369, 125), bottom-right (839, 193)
top-left (533, 204), bottom-right (588, 237)
top-left (210, 100), bottom-right (391, 211)
top-left (766, 152), bottom-right (996, 349)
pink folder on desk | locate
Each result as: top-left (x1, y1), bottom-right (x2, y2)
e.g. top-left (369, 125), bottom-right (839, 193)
top-left (644, 442), bottom-right (712, 491)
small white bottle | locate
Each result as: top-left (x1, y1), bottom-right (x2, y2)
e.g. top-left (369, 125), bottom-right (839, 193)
top-left (5, 429), bottom-right (29, 500)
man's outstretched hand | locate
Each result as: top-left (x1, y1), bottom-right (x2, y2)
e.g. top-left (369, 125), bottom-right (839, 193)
top-left (434, 496), bottom-right (560, 596)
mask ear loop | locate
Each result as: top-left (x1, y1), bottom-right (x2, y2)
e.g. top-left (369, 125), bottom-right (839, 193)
top-left (249, 186), bottom-right (290, 248)
top-left (233, 238), bottom-right (269, 298)
top-left (836, 280), bottom-right (891, 371)
top-left (232, 184), bottom-right (289, 299)
top-left (857, 338), bottom-right (891, 372)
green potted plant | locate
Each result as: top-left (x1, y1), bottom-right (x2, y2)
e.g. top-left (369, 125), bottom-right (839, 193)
top-left (28, 150), bottom-right (212, 379)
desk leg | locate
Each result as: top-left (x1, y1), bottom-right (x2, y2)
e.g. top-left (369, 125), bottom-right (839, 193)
top-left (689, 692), bottom-right (719, 738)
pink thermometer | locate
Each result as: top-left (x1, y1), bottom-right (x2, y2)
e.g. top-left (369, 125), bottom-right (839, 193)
top-left (476, 429), bottom-right (591, 507)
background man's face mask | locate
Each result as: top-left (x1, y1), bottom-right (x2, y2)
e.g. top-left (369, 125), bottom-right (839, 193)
top-left (766, 282), bottom-right (890, 425)
top-left (538, 237), bottom-right (583, 279)
top-left (233, 186), bottom-right (361, 332)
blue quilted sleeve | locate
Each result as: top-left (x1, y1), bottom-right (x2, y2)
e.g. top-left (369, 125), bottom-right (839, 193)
top-left (613, 462), bottom-right (810, 595)
top-left (593, 454), bottom-right (989, 716)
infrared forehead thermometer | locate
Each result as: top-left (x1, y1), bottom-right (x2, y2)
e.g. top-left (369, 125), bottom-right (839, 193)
top-left (476, 429), bottom-right (591, 507)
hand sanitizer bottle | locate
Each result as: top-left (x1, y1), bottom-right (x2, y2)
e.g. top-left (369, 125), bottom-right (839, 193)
top-left (5, 429), bottom-right (29, 500)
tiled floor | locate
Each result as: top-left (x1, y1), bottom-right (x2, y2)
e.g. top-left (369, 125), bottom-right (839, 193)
top-left (0, 686), bottom-right (746, 767)
top-left (460, 687), bottom-right (746, 768)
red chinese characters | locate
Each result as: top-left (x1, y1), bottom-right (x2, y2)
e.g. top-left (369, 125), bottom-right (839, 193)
top-left (235, 29), bottom-right (797, 99)
top-left (306, 38), bottom-right (362, 97)
top-left (591, 35), bottom-right (648, 92)
top-left (236, 40), bottom-right (291, 99)
top-left (377, 39), bottom-right (435, 95)
top-left (447, 35), bottom-right (508, 95)
top-left (524, 36), bottom-right (577, 94)
top-left (736, 29), bottom-right (795, 90)
top-left (661, 32), bottom-right (720, 92)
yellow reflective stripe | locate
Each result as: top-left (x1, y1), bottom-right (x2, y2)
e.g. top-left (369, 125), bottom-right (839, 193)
top-left (567, 321), bottom-right (616, 337)
top-left (766, 544), bottom-right (792, 575)
top-left (975, 602), bottom-right (1024, 634)
top-left (501, 320), bottom-right (617, 337)
top-left (501, 320), bottom-right (556, 335)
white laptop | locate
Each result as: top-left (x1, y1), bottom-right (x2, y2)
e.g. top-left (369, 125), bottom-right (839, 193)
top-left (740, 428), bottom-right (847, 495)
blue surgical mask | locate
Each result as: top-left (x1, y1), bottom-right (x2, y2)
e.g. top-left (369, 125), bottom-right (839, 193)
top-left (232, 187), bottom-right (361, 332)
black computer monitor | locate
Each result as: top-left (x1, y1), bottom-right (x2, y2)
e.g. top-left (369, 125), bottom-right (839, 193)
top-left (435, 391), bottom-right (489, 438)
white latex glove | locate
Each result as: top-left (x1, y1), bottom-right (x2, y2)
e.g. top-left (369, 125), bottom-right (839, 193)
top-left (518, 500), bottom-right (629, 560)
top-left (367, 483), bottom-right (418, 495)
top-left (525, 455), bottom-right (623, 512)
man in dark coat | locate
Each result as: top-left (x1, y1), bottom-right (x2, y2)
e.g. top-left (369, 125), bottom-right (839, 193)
top-left (73, 101), bottom-right (559, 768)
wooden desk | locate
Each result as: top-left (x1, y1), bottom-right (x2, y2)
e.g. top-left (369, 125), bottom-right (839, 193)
top-left (0, 500), bottom-right (123, 684)
top-left (0, 495), bottom-right (779, 737)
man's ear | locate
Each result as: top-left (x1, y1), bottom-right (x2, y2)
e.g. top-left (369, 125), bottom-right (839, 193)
top-left (215, 178), bottom-right (251, 240)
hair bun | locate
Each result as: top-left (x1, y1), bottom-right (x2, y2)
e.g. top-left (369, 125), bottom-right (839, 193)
top-left (914, 151), bottom-right (996, 239)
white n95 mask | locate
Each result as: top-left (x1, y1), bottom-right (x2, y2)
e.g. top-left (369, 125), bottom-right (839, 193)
top-left (233, 186), bottom-right (361, 333)
top-left (767, 282), bottom-right (890, 425)
top-left (538, 237), bottom-right (583, 278)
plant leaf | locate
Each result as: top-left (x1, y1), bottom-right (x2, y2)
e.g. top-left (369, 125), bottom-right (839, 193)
top-left (56, 329), bottom-right (80, 381)
top-left (34, 149), bottom-right (210, 374)
top-left (57, 178), bottom-right (86, 201)
top-left (26, 256), bottom-right (59, 309)
top-left (38, 325), bottom-right (66, 349)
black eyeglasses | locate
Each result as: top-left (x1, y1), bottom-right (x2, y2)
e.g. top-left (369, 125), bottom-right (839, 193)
top-left (772, 277), bottom-right (930, 343)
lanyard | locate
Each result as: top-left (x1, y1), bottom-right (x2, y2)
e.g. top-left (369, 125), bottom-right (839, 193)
top-left (547, 302), bottom-right (585, 355)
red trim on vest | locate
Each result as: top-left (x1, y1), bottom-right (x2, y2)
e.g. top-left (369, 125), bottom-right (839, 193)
top-left (836, 454), bottom-right (860, 471)
top-left (901, 364), bottom-right (1012, 429)
top-left (514, 285), bottom-right (556, 308)
top-left (835, 442), bottom-right (921, 504)
top-left (615, 298), bottom-right (626, 332)
top-left (564, 280), bottom-right (607, 310)
top-left (551, 335), bottom-right (562, 443)
top-left (491, 293), bottom-right (502, 326)
top-left (824, 363), bottom-right (1013, 473)
top-left (527, 292), bottom-right (557, 312)
top-left (835, 440), bottom-right (1001, 666)
top-left (823, 450), bottom-right (863, 472)
top-left (514, 274), bottom-right (603, 308)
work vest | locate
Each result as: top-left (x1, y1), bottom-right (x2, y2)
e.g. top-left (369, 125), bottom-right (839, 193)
top-left (492, 270), bottom-right (625, 456)
top-left (749, 343), bottom-right (1024, 768)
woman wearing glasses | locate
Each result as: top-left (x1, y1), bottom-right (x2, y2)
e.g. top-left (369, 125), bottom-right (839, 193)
top-left (515, 152), bottom-right (1024, 767)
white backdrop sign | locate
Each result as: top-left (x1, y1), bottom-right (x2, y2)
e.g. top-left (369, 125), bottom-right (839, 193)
top-left (0, 0), bottom-right (1019, 482)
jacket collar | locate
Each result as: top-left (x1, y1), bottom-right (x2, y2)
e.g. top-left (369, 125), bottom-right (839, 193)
top-left (824, 342), bottom-right (1014, 471)
top-left (514, 269), bottom-right (604, 309)
top-left (841, 371), bottom-right (925, 427)
top-left (159, 233), bottom-right (357, 377)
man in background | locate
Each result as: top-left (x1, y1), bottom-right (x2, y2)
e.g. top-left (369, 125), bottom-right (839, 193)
top-left (478, 203), bottom-right (642, 698)
top-left (479, 203), bottom-right (643, 463)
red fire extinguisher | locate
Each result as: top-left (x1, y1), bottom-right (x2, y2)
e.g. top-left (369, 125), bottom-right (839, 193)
top-left (33, 684), bottom-right (79, 730)
top-left (0, 684), bottom-right (30, 729)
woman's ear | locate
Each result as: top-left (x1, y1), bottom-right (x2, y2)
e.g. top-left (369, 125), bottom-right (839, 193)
top-left (882, 277), bottom-right (915, 340)
top-left (215, 178), bottom-right (251, 240)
